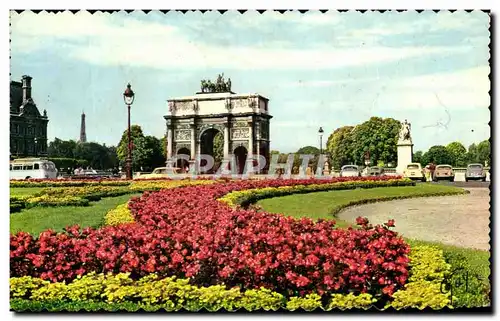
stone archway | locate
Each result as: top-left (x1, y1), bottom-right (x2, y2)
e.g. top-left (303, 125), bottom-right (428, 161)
top-left (165, 90), bottom-right (272, 174)
top-left (234, 146), bottom-right (248, 175)
top-left (200, 128), bottom-right (223, 173)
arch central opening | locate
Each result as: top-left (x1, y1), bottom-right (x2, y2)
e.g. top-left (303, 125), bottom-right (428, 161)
top-left (176, 147), bottom-right (190, 172)
top-left (200, 128), bottom-right (223, 174)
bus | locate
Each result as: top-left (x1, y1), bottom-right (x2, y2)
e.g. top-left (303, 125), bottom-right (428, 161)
top-left (10, 158), bottom-right (58, 180)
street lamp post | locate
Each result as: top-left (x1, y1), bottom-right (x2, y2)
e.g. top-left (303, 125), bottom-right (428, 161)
top-left (318, 127), bottom-right (324, 155)
top-left (123, 83), bottom-right (135, 180)
top-left (34, 137), bottom-right (37, 157)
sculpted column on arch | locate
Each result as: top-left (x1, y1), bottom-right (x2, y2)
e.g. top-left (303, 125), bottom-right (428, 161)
top-left (223, 121), bottom-right (230, 160)
top-left (246, 119), bottom-right (254, 174)
top-left (165, 120), bottom-right (174, 168)
top-left (166, 121), bottom-right (173, 160)
top-left (190, 123), bottom-right (196, 160)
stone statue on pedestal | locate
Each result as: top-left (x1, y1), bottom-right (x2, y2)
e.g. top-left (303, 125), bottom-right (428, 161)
top-left (396, 119), bottom-right (414, 175)
top-left (399, 119), bottom-right (412, 142)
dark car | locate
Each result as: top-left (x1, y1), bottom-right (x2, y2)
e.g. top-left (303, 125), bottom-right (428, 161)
top-left (465, 163), bottom-right (487, 182)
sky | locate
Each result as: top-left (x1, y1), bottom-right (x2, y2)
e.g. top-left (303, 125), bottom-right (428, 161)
top-left (9, 10), bottom-right (490, 153)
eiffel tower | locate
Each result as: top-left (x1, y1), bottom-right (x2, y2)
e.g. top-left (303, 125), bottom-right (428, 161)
top-left (79, 111), bottom-right (87, 143)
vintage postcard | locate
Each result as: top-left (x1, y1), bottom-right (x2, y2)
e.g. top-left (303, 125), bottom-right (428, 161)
top-left (9, 10), bottom-right (491, 312)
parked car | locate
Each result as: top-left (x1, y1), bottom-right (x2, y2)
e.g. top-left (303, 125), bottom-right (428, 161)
top-left (136, 167), bottom-right (181, 179)
top-left (403, 163), bottom-right (426, 182)
top-left (340, 165), bottom-right (360, 177)
top-left (433, 164), bottom-right (455, 182)
top-left (366, 166), bottom-right (385, 176)
top-left (465, 163), bottom-right (487, 182)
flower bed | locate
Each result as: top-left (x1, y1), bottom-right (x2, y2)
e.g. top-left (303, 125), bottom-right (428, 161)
top-left (10, 179), bottom-right (131, 188)
top-left (10, 180), bottom-right (213, 211)
top-left (11, 177), bottom-right (411, 300)
top-left (128, 179), bottom-right (215, 192)
top-left (10, 186), bottom-right (131, 210)
top-left (104, 203), bottom-right (135, 226)
top-left (9, 245), bottom-right (450, 311)
top-left (39, 186), bottom-right (131, 201)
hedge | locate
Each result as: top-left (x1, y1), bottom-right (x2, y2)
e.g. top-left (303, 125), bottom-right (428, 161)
top-left (47, 158), bottom-right (89, 170)
top-left (9, 245), bottom-right (450, 312)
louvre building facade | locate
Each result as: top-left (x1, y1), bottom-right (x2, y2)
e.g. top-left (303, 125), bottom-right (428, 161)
top-left (10, 75), bottom-right (49, 158)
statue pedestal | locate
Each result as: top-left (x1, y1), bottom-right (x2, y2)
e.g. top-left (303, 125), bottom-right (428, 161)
top-left (396, 141), bottom-right (413, 175)
top-left (166, 159), bottom-right (175, 169)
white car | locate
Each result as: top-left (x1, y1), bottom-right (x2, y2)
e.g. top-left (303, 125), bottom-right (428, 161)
top-left (340, 165), bottom-right (360, 177)
top-left (403, 163), bottom-right (426, 182)
top-left (136, 167), bottom-right (182, 179)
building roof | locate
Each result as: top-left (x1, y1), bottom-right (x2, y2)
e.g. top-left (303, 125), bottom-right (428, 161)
top-left (10, 81), bottom-right (23, 114)
top-left (168, 92), bottom-right (269, 102)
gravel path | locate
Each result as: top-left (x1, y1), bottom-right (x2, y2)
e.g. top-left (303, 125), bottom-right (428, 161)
top-left (338, 188), bottom-right (490, 251)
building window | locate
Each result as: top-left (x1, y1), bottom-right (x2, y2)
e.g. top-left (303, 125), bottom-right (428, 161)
top-left (27, 143), bottom-right (33, 153)
top-left (27, 127), bottom-right (33, 135)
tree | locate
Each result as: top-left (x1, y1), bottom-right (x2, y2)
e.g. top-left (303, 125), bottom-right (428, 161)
top-left (131, 136), bottom-right (165, 171)
top-left (326, 117), bottom-right (400, 170)
top-left (159, 136), bottom-right (167, 159)
top-left (48, 138), bottom-right (77, 158)
top-left (326, 125), bottom-right (354, 170)
top-left (295, 146), bottom-right (320, 171)
top-left (116, 125), bottom-right (145, 163)
top-left (297, 146), bottom-right (320, 155)
top-left (116, 126), bottom-right (165, 171)
top-left (413, 151), bottom-right (424, 165)
top-left (477, 140), bottom-right (490, 166)
top-left (106, 146), bottom-right (119, 169)
top-left (446, 142), bottom-right (467, 167)
top-left (466, 143), bottom-right (479, 164)
top-left (422, 145), bottom-right (453, 165)
top-left (73, 142), bottom-right (119, 170)
top-left (350, 117), bottom-right (400, 166)
top-left (213, 132), bottom-right (224, 163)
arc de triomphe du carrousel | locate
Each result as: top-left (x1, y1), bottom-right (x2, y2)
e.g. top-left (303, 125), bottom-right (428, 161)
top-left (164, 75), bottom-right (272, 174)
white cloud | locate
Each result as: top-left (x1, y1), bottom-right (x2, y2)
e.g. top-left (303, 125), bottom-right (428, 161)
top-left (380, 66), bottom-right (490, 111)
top-left (10, 11), bottom-right (464, 71)
top-left (333, 11), bottom-right (489, 47)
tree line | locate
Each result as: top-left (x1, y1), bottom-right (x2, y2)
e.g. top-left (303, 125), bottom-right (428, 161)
top-left (272, 117), bottom-right (490, 170)
top-left (47, 125), bottom-right (166, 172)
top-left (46, 120), bottom-right (490, 172)
top-left (413, 140), bottom-right (490, 168)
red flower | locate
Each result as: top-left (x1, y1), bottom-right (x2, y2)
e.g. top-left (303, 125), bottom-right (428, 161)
top-left (10, 176), bottom-right (410, 297)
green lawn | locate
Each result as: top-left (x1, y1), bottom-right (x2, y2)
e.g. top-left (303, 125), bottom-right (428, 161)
top-left (258, 184), bottom-right (490, 285)
top-left (10, 187), bottom-right (44, 196)
top-left (10, 194), bottom-right (141, 236)
top-left (257, 184), bottom-right (465, 227)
